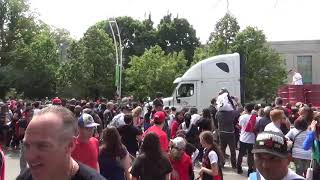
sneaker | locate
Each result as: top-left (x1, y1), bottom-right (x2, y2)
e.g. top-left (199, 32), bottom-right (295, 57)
top-left (237, 168), bottom-right (243, 174)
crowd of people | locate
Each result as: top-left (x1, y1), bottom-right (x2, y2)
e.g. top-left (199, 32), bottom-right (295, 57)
top-left (0, 88), bottom-right (319, 179)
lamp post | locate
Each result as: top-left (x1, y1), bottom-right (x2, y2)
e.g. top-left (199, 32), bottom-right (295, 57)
top-left (109, 18), bottom-right (123, 99)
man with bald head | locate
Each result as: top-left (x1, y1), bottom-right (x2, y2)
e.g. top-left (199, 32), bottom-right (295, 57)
top-left (17, 106), bottom-right (106, 180)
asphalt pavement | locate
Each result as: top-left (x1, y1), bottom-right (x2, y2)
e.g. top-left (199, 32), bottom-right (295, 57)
top-left (4, 149), bottom-right (248, 180)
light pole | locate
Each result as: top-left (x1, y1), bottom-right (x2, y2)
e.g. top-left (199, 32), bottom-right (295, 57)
top-left (109, 18), bottom-right (123, 99)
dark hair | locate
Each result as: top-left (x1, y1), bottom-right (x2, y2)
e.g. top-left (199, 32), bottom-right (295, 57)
top-left (202, 108), bottom-right (211, 119)
top-left (275, 97), bottom-right (283, 106)
top-left (254, 104), bottom-right (260, 111)
top-left (124, 114), bottom-right (133, 125)
top-left (171, 107), bottom-right (176, 111)
top-left (200, 131), bottom-right (224, 167)
top-left (182, 107), bottom-right (190, 114)
top-left (132, 102), bottom-right (139, 109)
top-left (190, 107), bottom-right (198, 115)
top-left (33, 101), bottom-right (40, 108)
top-left (294, 119), bottom-right (308, 131)
top-left (286, 103), bottom-right (292, 109)
top-left (141, 133), bottom-right (165, 161)
top-left (101, 127), bottom-right (125, 159)
top-left (100, 103), bottom-right (107, 111)
top-left (211, 98), bottom-right (216, 105)
top-left (164, 107), bottom-right (170, 110)
top-left (68, 105), bottom-right (75, 113)
top-left (184, 112), bottom-right (191, 128)
top-left (245, 104), bottom-right (255, 113)
top-left (175, 111), bottom-right (184, 123)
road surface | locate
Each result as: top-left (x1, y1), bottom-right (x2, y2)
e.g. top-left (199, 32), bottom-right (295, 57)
top-left (5, 149), bottom-right (248, 180)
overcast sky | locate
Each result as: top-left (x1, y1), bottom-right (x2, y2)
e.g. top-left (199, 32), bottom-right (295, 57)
top-left (29, 0), bottom-right (320, 43)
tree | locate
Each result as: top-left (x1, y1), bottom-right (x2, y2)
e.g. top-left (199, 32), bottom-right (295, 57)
top-left (232, 27), bottom-right (287, 102)
top-left (56, 40), bottom-right (85, 97)
top-left (125, 45), bottom-right (187, 100)
top-left (51, 28), bottom-right (73, 61)
top-left (157, 14), bottom-right (200, 65)
top-left (56, 26), bottom-right (116, 98)
top-left (0, 0), bottom-right (39, 97)
top-left (192, 45), bottom-right (214, 65)
top-left (8, 31), bottom-right (59, 98)
top-left (208, 13), bottom-right (240, 54)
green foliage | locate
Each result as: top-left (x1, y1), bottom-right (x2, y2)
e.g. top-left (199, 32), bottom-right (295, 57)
top-left (125, 45), bottom-right (187, 100)
top-left (232, 27), bottom-right (286, 102)
top-left (208, 13), bottom-right (240, 55)
top-left (192, 46), bottom-right (215, 65)
top-left (9, 31), bottom-right (59, 98)
top-left (157, 14), bottom-right (200, 65)
top-left (56, 26), bottom-right (116, 98)
top-left (94, 16), bottom-right (157, 68)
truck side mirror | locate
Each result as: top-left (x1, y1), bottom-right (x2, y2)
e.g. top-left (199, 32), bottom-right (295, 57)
top-left (176, 98), bottom-right (181, 103)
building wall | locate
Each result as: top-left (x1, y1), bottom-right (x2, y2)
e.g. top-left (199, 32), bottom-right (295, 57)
top-left (269, 40), bottom-right (320, 84)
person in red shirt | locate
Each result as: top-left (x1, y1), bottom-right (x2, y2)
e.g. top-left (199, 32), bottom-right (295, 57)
top-left (72, 113), bottom-right (100, 171)
top-left (169, 137), bottom-right (193, 180)
top-left (143, 111), bottom-right (169, 152)
top-left (171, 111), bottom-right (184, 139)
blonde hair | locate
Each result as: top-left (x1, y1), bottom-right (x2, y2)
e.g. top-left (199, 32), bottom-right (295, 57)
top-left (132, 106), bottom-right (142, 117)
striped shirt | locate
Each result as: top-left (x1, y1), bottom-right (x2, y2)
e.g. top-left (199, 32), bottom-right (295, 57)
top-left (286, 128), bottom-right (312, 160)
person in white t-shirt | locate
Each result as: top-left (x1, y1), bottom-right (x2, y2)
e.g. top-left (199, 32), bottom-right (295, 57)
top-left (264, 109), bottom-right (285, 134)
top-left (189, 107), bottom-right (200, 125)
top-left (237, 104), bottom-right (256, 175)
top-left (292, 70), bottom-right (303, 85)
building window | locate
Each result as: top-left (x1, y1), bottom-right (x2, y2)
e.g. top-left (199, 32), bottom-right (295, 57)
top-left (297, 56), bottom-right (312, 84)
top-left (177, 84), bottom-right (194, 97)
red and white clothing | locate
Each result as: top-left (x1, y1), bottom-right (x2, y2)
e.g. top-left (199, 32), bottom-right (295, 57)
top-left (170, 152), bottom-right (193, 180)
top-left (239, 114), bottom-right (256, 144)
top-left (143, 125), bottom-right (169, 152)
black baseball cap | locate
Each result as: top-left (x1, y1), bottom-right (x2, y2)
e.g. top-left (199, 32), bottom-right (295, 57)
top-left (252, 131), bottom-right (288, 158)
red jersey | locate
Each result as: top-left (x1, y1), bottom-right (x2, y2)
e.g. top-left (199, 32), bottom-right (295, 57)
top-left (170, 152), bottom-right (192, 180)
top-left (71, 137), bottom-right (99, 171)
top-left (143, 125), bottom-right (169, 152)
top-left (171, 120), bottom-right (180, 139)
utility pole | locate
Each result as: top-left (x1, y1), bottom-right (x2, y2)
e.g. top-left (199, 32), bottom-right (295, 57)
top-left (109, 18), bottom-right (123, 99)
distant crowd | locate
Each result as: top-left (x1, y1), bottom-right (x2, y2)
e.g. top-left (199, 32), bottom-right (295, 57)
top-left (0, 88), bottom-right (319, 180)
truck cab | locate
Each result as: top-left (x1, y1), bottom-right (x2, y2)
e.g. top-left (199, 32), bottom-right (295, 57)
top-left (163, 53), bottom-right (242, 112)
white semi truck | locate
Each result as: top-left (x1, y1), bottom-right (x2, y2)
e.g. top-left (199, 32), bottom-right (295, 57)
top-left (161, 53), bottom-right (244, 112)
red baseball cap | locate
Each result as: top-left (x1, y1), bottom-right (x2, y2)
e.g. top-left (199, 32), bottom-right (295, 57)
top-left (52, 97), bottom-right (62, 105)
top-left (153, 111), bottom-right (166, 124)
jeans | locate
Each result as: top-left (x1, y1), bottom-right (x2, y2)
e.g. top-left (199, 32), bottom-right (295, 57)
top-left (219, 132), bottom-right (237, 168)
top-left (293, 158), bottom-right (310, 177)
top-left (20, 146), bottom-right (27, 174)
top-left (237, 141), bottom-right (254, 171)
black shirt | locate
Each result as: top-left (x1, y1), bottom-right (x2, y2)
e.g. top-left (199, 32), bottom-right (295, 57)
top-left (196, 117), bottom-right (212, 132)
top-left (16, 162), bottom-right (107, 180)
top-left (254, 116), bottom-right (271, 134)
top-left (118, 124), bottom-right (142, 155)
top-left (131, 154), bottom-right (172, 180)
